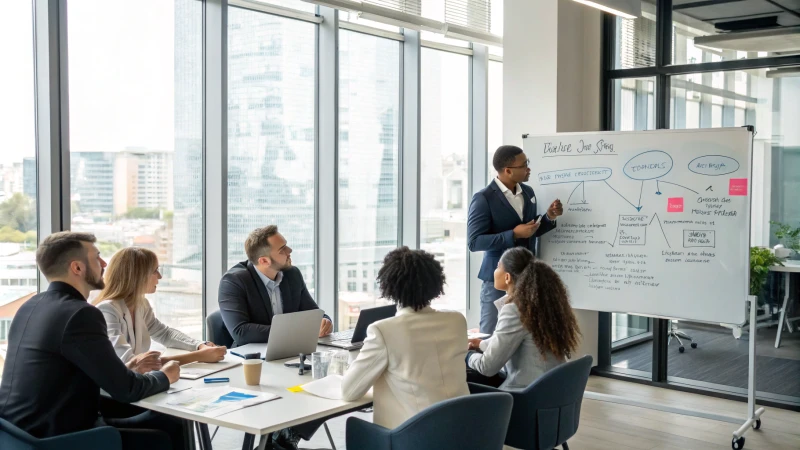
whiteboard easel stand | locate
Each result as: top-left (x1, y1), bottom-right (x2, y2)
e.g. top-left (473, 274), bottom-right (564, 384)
top-left (584, 296), bottom-right (765, 449)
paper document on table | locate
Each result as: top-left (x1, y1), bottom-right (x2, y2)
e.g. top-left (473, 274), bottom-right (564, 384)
top-left (468, 332), bottom-right (490, 339)
top-left (179, 357), bottom-right (241, 380)
top-left (301, 375), bottom-right (344, 400)
top-left (167, 380), bottom-right (192, 394)
top-left (166, 387), bottom-right (279, 418)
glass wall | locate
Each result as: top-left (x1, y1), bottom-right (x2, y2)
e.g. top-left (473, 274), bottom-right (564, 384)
top-left (666, 69), bottom-right (800, 403)
top-left (67, 0), bottom-right (204, 338)
top-left (226, 7), bottom-right (317, 291)
top-left (605, 0), bottom-right (800, 408)
top-left (420, 48), bottom-right (470, 314)
top-left (337, 29), bottom-right (401, 330)
top-left (0, 1), bottom-right (37, 374)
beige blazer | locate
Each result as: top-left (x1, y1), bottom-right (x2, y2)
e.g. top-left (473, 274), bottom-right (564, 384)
top-left (96, 298), bottom-right (203, 363)
top-left (341, 306), bottom-right (470, 429)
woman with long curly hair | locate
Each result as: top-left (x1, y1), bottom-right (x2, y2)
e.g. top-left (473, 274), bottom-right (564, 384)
top-left (467, 247), bottom-right (581, 390)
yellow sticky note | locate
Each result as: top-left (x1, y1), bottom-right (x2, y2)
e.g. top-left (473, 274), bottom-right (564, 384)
top-left (287, 385), bottom-right (304, 393)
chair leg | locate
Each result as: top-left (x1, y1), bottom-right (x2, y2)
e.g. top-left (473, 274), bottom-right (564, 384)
top-left (562, 442), bottom-right (569, 450)
top-left (323, 422), bottom-right (337, 450)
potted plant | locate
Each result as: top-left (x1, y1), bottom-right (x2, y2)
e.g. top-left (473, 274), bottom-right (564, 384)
top-left (770, 221), bottom-right (800, 258)
top-left (750, 246), bottom-right (784, 298)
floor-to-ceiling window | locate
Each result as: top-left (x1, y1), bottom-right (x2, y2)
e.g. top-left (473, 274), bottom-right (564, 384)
top-left (0, 1), bottom-right (37, 374)
top-left (226, 6), bottom-right (317, 291)
top-left (336, 28), bottom-right (401, 330)
top-left (487, 58), bottom-right (503, 181)
top-left (420, 47), bottom-right (471, 315)
top-left (601, 0), bottom-right (800, 409)
top-left (67, 0), bottom-right (204, 338)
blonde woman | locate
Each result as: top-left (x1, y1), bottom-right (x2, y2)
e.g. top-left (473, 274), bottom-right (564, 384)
top-left (95, 247), bottom-right (226, 371)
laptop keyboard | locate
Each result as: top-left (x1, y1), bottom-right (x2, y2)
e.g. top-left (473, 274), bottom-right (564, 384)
top-left (321, 329), bottom-right (355, 342)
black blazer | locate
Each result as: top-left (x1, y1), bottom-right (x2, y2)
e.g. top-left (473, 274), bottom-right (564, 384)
top-left (467, 181), bottom-right (557, 281)
top-left (218, 262), bottom-right (331, 347)
top-left (0, 282), bottom-right (169, 438)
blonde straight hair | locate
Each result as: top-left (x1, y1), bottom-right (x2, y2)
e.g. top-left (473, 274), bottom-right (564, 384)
top-left (94, 247), bottom-right (159, 310)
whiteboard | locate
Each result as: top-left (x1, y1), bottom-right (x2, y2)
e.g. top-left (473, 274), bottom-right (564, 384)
top-left (523, 128), bottom-right (752, 325)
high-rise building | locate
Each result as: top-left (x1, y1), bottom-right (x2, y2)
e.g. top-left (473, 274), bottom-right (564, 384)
top-left (72, 149), bottom-right (174, 217)
top-left (71, 152), bottom-right (115, 214)
top-left (22, 158), bottom-right (35, 199)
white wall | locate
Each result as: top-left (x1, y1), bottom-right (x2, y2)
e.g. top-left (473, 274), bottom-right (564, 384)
top-left (500, 0), bottom-right (602, 365)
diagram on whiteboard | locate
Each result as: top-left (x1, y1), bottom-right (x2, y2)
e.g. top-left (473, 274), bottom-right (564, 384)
top-left (525, 129), bottom-right (752, 325)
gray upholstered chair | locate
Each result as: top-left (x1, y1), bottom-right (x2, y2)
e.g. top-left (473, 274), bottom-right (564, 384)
top-left (206, 309), bottom-right (234, 348)
top-left (0, 418), bottom-right (122, 450)
top-left (468, 354), bottom-right (593, 450)
top-left (346, 392), bottom-right (513, 450)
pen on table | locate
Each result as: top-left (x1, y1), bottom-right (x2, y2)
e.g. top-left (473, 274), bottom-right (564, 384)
top-left (204, 377), bottom-right (230, 384)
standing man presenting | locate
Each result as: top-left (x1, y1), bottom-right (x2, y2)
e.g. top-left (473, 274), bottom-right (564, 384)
top-left (468, 145), bottom-right (563, 333)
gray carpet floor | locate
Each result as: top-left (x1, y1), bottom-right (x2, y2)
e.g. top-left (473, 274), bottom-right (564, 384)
top-left (612, 321), bottom-right (800, 398)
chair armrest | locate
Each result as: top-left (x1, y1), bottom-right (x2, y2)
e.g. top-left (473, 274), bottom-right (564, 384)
top-left (468, 382), bottom-right (503, 395)
top-left (38, 426), bottom-right (122, 450)
top-left (346, 416), bottom-right (391, 450)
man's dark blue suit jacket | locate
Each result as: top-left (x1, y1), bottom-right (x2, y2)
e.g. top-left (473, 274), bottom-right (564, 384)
top-left (467, 181), bottom-right (556, 281)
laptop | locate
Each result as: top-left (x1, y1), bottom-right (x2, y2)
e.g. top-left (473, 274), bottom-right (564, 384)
top-left (230, 309), bottom-right (324, 361)
top-left (318, 304), bottom-right (396, 350)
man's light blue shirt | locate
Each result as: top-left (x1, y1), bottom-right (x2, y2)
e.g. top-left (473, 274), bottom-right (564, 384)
top-left (254, 269), bottom-right (283, 315)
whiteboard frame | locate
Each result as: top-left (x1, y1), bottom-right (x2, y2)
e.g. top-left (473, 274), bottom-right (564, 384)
top-left (523, 127), bottom-right (754, 326)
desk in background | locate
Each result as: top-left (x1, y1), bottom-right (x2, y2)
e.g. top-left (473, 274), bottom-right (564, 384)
top-left (769, 261), bottom-right (800, 348)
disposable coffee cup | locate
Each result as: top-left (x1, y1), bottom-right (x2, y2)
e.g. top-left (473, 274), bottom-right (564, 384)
top-left (242, 359), bottom-right (263, 385)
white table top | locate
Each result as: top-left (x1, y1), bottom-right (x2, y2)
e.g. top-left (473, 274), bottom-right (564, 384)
top-left (770, 260), bottom-right (800, 273)
top-left (133, 346), bottom-right (370, 436)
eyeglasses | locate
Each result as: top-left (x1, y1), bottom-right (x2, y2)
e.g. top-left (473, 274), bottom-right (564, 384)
top-left (154, 266), bottom-right (163, 275)
top-left (506, 159), bottom-right (530, 169)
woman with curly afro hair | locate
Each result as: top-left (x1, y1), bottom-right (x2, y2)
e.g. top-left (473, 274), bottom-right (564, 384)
top-left (341, 246), bottom-right (470, 429)
top-left (467, 247), bottom-right (581, 390)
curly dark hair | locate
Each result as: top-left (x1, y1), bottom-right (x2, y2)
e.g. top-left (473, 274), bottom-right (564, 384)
top-left (500, 247), bottom-right (581, 361)
top-left (376, 246), bottom-right (445, 311)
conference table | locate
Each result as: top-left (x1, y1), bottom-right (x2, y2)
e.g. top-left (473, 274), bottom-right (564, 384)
top-left (132, 346), bottom-right (370, 450)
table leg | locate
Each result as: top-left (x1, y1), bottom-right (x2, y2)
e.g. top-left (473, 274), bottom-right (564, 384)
top-left (242, 433), bottom-right (255, 450)
top-left (196, 422), bottom-right (213, 450)
top-left (257, 433), bottom-right (271, 450)
top-left (775, 273), bottom-right (790, 349)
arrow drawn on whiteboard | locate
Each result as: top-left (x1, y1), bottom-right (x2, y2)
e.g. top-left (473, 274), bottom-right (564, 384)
top-left (603, 180), bottom-right (642, 212)
top-left (609, 218), bottom-right (621, 247)
top-left (637, 181), bottom-right (644, 211)
top-left (649, 213), bottom-right (671, 248)
top-left (660, 181), bottom-right (699, 195)
top-left (567, 182), bottom-right (583, 205)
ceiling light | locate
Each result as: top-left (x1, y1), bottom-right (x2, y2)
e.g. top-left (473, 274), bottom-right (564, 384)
top-left (572, 0), bottom-right (640, 19)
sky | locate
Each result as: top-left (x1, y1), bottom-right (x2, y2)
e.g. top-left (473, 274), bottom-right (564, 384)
top-left (0, 0), bottom-right (175, 166)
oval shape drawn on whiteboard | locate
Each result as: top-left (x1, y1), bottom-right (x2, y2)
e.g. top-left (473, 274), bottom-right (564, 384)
top-left (623, 150), bottom-right (674, 180)
top-left (688, 155), bottom-right (740, 176)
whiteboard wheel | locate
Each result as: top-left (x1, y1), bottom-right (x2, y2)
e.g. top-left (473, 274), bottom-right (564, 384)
top-left (691, 343), bottom-right (698, 349)
top-left (679, 346), bottom-right (685, 353)
top-left (753, 419), bottom-right (761, 430)
top-left (732, 437), bottom-right (745, 449)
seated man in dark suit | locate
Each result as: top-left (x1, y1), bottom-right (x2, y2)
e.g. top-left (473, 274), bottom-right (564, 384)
top-left (0, 232), bottom-right (184, 450)
top-left (219, 225), bottom-right (333, 449)
top-left (219, 225), bottom-right (332, 347)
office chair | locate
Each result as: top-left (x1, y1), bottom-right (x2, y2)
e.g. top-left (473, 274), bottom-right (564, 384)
top-left (667, 320), bottom-right (698, 353)
top-left (346, 393), bottom-right (513, 450)
top-left (206, 310), bottom-right (234, 348)
top-left (0, 418), bottom-right (122, 450)
top-left (468, 355), bottom-right (593, 450)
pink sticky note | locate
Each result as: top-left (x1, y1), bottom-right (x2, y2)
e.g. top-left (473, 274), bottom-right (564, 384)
top-left (667, 197), bottom-right (684, 213)
top-left (729, 178), bottom-right (748, 196)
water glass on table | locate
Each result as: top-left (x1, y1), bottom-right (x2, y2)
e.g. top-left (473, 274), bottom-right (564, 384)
top-left (311, 351), bottom-right (332, 380)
